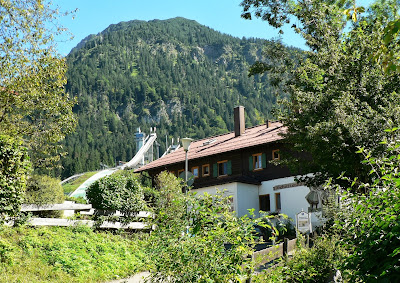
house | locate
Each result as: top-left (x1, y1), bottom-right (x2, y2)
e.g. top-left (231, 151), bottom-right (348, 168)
top-left (135, 106), bottom-right (321, 226)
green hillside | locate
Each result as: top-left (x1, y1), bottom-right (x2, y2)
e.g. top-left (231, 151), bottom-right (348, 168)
top-left (60, 17), bottom-right (297, 178)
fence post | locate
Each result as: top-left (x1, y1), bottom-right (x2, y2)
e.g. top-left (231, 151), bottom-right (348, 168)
top-left (283, 237), bottom-right (289, 256)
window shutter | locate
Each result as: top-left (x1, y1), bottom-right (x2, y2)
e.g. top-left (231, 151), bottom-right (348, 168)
top-left (227, 160), bottom-right (232, 175)
top-left (249, 156), bottom-right (253, 171)
top-left (262, 153), bottom-right (267, 168)
top-left (213, 163), bottom-right (218, 177)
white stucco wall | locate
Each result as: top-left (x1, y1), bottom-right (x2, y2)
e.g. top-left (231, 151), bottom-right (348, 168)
top-left (236, 183), bottom-right (259, 217)
top-left (259, 176), bottom-right (321, 227)
top-left (193, 178), bottom-right (322, 228)
top-left (194, 183), bottom-right (239, 213)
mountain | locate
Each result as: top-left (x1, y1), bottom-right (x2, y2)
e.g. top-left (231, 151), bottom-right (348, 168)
top-left (59, 17), bottom-right (295, 178)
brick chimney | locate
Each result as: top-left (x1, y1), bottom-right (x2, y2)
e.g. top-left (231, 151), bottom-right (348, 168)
top-left (234, 106), bottom-right (245, 137)
top-left (266, 119), bottom-right (273, 128)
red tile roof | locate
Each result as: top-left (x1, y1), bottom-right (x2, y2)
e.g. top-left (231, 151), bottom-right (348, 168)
top-left (135, 122), bottom-right (286, 172)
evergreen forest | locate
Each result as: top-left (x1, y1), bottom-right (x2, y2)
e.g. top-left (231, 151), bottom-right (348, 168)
top-left (59, 17), bottom-right (299, 178)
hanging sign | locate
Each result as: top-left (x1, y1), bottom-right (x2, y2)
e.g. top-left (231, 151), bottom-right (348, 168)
top-left (296, 210), bottom-right (312, 234)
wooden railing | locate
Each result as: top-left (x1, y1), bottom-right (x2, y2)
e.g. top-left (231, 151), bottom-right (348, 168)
top-left (6, 202), bottom-right (153, 230)
top-left (252, 238), bottom-right (297, 266)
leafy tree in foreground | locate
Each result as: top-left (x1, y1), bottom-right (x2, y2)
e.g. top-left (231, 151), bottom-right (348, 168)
top-left (242, 0), bottom-right (400, 187)
top-left (0, 0), bottom-right (76, 169)
top-left (0, 135), bottom-right (30, 222)
top-left (331, 130), bottom-right (400, 281)
top-left (147, 172), bottom-right (257, 282)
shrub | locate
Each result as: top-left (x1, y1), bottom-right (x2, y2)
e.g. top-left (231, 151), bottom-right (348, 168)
top-left (86, 170), bottom-right (148, 213)
top-left (253, 235), bottom-right (348, 282)
top-left (147, 171), bottom-right (257, 282)
top-left (332, 132), bottom-right (400, 282)
top-left (24, 174), bottom-right (65, 218)
top-left (0, 135), bottom-right (30, 222)
top-left (25, 175), bottom-right (64, 205)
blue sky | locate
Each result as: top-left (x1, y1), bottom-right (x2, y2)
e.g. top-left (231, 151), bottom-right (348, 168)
top-left (56, 0), bottom-right (306, 56)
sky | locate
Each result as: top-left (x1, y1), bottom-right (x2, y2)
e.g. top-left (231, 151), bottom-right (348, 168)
top-left (55, 0), bottom-right (307, 56)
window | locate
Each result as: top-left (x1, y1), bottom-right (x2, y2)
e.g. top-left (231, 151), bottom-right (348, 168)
top-left (272, 149), bottom-right (280, 160)
top-left (249, 153), bottom-right (266, 171)
top-left (213, 160), bottom-right (232, 177)
top-left (192, 166), bottom-right (199, 178)
top-left (218, 160), bottom-right (228, 176)
top-left (275, 193), bottom-right (281, 211)
top-left (202, 164), bottom-right (210, 177)
top-left (177, 169), bottom-right (184, 178)
top-left (259, 194), bottom-right (270, 212)
top-left (253, 153), bottom-right (262, 170)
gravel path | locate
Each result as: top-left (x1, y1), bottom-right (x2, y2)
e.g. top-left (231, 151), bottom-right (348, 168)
top-left (107, 272), bottom-right (151, 283)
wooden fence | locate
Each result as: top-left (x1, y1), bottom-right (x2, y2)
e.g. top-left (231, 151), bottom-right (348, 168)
top-left (5, 202), bottom-right (153, 230)
top-left (252, 238), bottom-right (297, 266)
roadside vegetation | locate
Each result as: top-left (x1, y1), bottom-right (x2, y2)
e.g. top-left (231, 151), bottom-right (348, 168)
top-left (0, 225), bottom-right (147, 283)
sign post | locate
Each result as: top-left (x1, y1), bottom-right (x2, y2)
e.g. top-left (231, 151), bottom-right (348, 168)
top-left (296, 210), bottom-right (312, 236)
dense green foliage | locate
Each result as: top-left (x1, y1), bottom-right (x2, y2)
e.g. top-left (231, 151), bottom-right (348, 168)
top-left (0, 135), bottom-right (30, 222)
top-left (86, 170), bottom-right (148, 213)
top-left (0, 225), bottom-right (146, 282)
top-left (0, 0), bottom-right (76, 169)
top-left (59, 17), bottom-right (299, 178)
top-left (147, 172), bottom-right (258, 282)
top-left (332, 132), bottom-right (400, 281)
top-left (253, 235), bottom-right (348, 282)
top-left (25, 175), bottom-right (64, 205)
top-left (25, 174), bottom-right (65, 218)
top-left (242, 0), bottom-right (400, 186)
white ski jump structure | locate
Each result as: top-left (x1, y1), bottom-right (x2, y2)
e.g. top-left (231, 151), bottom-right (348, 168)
top-left (120, 133), bottom-right (157, 170)
top-left (68, 132), bottom-right (159, 198)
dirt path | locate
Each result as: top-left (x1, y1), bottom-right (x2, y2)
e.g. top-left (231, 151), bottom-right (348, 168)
top-left (107, 272), bottom-right (151, 283)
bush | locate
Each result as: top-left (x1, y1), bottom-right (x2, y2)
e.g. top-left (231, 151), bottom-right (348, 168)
top-left (0, 135), bottom-right (30, 222)
top-left (86, 170), bottom-right (148, 214)
top-left (147, 171), bottom-right (257, 282)
top-left (253, 235), bottom-right (348, 282)
top-left (24, 174), bottom-right (65, 218)
top-left (332, 132), bottom-right (400, 282)
top-left (25, 175), bottom-right (64, 205)
top-left (258, 214), bottom-right (296, 242)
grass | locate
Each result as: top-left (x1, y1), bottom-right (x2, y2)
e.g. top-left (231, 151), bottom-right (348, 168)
top-left (62, 171), bottom-right (98, 195)
top-left (0, 225), bottom-right (147, 282)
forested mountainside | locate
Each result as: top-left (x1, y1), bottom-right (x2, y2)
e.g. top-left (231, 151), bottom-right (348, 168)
top-left (59, 17), bottom-right (298, 178)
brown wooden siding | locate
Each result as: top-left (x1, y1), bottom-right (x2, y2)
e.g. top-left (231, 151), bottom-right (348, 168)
top-left (145, 142), bottom-right (292, 189)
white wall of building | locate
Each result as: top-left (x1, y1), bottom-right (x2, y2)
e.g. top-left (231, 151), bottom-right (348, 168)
top-left (259, 176), bottom-right (321, 227)
top-left (236, 183), bottom-right (259, 217)
top-left (193, 177), bottom-right (322, 227)
top-left (194, 183), bottom-right (238, 213)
